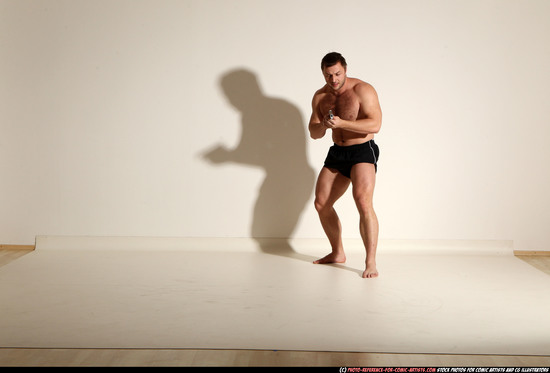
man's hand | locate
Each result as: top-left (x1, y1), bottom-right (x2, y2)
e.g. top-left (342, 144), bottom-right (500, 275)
top-left (323, 114), bottom-right (341, 129)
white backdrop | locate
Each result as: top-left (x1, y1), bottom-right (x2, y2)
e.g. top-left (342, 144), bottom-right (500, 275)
top-left (2, 0), bottom-right (549, 251)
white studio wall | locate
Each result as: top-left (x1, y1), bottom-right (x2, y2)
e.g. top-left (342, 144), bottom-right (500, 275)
top-left (1, 0), bottom-right (550, 251)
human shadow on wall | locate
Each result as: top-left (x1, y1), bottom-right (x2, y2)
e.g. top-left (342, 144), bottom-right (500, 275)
top-left (202, 68), bottom-right (316, 262)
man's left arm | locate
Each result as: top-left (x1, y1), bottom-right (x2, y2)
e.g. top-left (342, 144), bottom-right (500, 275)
top-left (331, 83), bottom-right (382, 134)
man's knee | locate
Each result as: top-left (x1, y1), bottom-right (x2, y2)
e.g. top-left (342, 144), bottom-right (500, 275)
top-left (314, 197), bottom-right (332, 214)
top-left (314, 197), bottom-right (325, 213)
top-left (353, 191), bottom-right (374, 213)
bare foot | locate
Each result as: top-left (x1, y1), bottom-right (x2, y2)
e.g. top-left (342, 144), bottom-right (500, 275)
top-left (362, 262), bottom-right (379, 278)
top-left (313, 252), bottom-right (346, 264)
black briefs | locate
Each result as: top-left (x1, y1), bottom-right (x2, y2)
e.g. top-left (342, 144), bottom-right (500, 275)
top-left (323, 140), bottom-right (379, 178)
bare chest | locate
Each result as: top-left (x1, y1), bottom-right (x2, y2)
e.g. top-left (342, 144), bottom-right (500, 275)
top-left (319, 91), bottom-right (361, 121)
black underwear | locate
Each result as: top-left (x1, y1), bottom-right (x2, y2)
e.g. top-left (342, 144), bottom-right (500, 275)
top-left (323, 140), bottom-right (379, 178)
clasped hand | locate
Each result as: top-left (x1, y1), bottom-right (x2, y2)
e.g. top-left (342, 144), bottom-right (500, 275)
top-left (323, 114), bottom-right (340, 129)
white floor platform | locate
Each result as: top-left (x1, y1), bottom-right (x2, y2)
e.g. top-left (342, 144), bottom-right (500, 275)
top-left (1, 237), bottom-right (549, 356)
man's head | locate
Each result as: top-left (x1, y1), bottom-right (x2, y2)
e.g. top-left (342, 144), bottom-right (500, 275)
top-left (321, 52), bottom-right (347, 92)
top-left (321, 52), bottom-right (347, 71)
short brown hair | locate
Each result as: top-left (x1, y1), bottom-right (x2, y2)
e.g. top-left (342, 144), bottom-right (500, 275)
top-left (321, 52), bottom-right (347, 70)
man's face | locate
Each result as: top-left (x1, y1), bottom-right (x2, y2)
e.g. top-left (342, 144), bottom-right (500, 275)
top-left (323, 62), bottom-right (347, 92)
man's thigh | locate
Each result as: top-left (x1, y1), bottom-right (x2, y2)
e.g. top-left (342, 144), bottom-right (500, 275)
top-left (315, 167), bottom-right (350, 205)
top-left (350, 163), bottom-right (376, 199)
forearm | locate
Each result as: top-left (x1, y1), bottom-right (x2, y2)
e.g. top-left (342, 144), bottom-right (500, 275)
top-left (309, 121), bottom-right (327, 139)
top-left (336, 117), bottom-right (381, 135)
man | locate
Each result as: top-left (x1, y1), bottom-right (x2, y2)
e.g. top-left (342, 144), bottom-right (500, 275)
top-left (309, 52), bottom-right (382, 278)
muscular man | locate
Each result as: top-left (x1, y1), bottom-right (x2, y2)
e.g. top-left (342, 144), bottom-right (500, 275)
top-left (308, 52), bottom-right (382, 278)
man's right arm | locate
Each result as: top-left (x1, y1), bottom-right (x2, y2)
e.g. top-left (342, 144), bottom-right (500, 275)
top-left (308, 93), bottom-right (327, 140)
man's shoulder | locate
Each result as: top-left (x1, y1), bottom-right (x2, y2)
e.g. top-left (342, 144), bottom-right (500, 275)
top-left (350, 78), bottom-right (374, 90)
top-left (312, 85), bottom-right (329, 103)
top-left (314, 85), bottom-right (330, 96)
top-left (350, 79), bottom-right (377, 98)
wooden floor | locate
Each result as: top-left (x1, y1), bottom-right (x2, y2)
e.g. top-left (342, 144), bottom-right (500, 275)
top-left (1, 248), bottom-right (549, 367)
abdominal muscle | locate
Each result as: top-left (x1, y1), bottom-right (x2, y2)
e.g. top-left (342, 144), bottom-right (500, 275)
top-left (332, 129), bottom-right (374, 146)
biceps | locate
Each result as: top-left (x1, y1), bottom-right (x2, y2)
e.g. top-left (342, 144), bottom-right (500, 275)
top-left (361, 94), bottom-right (382, 121)
top-left (358, 85), bottom-right (382, 120)
top-left (309, 111), bottom-right (322, 125)
top-left (364, 104), bottom-right (382, 121)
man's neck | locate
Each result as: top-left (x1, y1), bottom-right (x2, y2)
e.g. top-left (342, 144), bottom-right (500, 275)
top-left (331, 77), bottom-right (349, 96)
